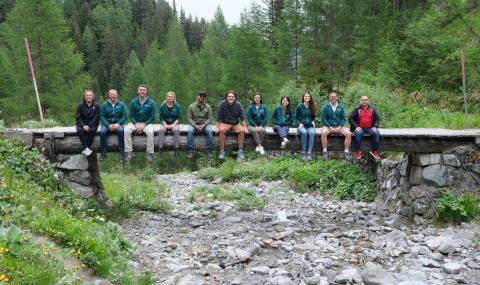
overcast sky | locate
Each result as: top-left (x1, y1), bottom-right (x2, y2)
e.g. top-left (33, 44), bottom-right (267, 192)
top-left (168, 0), bottom-right (258, 24)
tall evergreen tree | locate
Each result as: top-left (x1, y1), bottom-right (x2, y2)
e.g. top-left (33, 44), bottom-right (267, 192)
top-left (122, 50), bottom-right (144, 101)
top-left (143, 41), bottom-right (165, 103)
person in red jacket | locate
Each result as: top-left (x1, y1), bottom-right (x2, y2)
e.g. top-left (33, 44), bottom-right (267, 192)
top-left (348, 96), bottom-right (381, 160)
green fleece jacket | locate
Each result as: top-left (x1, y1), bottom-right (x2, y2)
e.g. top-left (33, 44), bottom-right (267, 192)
top-left (159, 102), bottom-right (182, 124)
top-left (295, 103), bottom-right (315, 128)
top-left (100, 100), bottom-right (127, 126)
top-left (246, 104), bottom-right (269, 127)
top-left (272, 105), bottom-right (294, 127)
top-left (129, 97), bottom-right (156, 125)
top-left (321, 102), bottom-right (346, 127)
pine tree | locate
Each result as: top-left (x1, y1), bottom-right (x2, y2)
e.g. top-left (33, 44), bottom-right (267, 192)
top-left (0, 0), bottom-right (91, 124)
top-left (122, 50), bottom-right (144, 102)
top-left (143, 41), bottom-right (165, 103)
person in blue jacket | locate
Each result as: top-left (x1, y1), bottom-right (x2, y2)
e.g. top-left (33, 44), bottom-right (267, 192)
top-left (246, 93), bottom-right (269, 155)
top-left (99, 89), bottom-right (127, 161)
top-left (272, 96), bottom-right (294, 149)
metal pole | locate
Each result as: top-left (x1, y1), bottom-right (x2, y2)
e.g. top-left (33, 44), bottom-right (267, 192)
top-left (460, 49), bottom-right (469, 128)
top-left (24, 37), bottom-right (45, 128)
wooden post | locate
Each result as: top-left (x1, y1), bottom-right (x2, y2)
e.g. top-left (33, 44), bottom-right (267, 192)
top-left (460, 49), bottom-right (469, 128)
top-left (24, 37), bottom-right (45, 128)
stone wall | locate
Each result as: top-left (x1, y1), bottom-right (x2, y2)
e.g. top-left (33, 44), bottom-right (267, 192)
top-left (376, 146), bottom-right (480, 223)
top-left (55, 154), bottom-right (108, 209)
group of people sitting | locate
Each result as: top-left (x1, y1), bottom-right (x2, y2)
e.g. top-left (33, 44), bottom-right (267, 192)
top-left (75, 84), bottom-right (381, 163)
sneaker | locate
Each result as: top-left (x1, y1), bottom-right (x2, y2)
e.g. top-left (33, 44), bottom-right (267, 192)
top-left (85, 147), bottom-right (93, 157)
top-left (280, 141), bottom-right (286, 149)
top-left (100, 152), bottom-right (107, 161)
top-left (206, 150), bottom-right (213, 158)
top-left (370, 151), bottom-right (381, 160)
top-left (146, 153), bottom-right (153, 163)
top-left (218, 149), bottom-right (226, 160)
top-left (81, 148), bottom-right (87, 156)
top-left (119, 152), bottom-right (126, 161)
top-left (283, 137), bottom-right (290, 145)
top-left (322, 151), bottom-right (329, 161)
top-left (126, 152), bottom-right (135, 161)
top-left (259, 146), bottom-right (265, 156)
top-left (237, 149), bottom-right (245, 161)
top-left (255, 146), bottom-right (261, 153)
top-left (188, 151), bottom-right (195, 159)
top-left (343, 151), bottom-right (350, 161)
top-left (355, 151), bottom-right (362, 160)
top-left (306, 152), bottom-right (312, 160)
top-left (301, 151), bottom-right (307, 161)
top-left (174, 148), bottom-right (180, 157)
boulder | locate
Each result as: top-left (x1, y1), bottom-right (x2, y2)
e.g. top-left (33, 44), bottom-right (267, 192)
top-left (68, 170), bottom-right (91, 186)
top-left (422, 165), bottom-right (453, 187)
top-left (409, 167), bottom-right (423, 185)
top-left (58, 154), bottom-right (89, 171)
top-left (442, 154), bottom-right (460, 167)
top-left (466, 163), bottom-right (480, 175)
top-left (443, 262), bottom-right (462, 274)
top-left (413, 153), bottom-right (441, 166)
top-left (360, 262), bottom-right (395, 285)
top-left (334, 268), bottom-right (362, 284)
top-left (65, 180), bottom-right (94, 198)
top-left (269, 276), bottom-right (295, 285)
top-left (409, 186), bottom-right (436, 199)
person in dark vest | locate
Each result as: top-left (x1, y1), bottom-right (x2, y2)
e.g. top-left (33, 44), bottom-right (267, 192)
top-left (76, 89), bottom-right (100, 156)
top-left (99, 89), bottom-right (127, 161)
top-left (215, 91), bottom-right (248, 161)
top-left (348, 96), bottom-right (381, 160)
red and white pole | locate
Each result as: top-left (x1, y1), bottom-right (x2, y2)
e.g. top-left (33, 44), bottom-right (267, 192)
top-left (460, 49), bottom-right (469, 129)
top-left (24, 37), bottom-right (45, 128)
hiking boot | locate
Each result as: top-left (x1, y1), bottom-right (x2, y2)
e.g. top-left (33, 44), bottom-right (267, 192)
top-left (343, 151), bottom-right (350, 161)
top-left (280, 141), bottom-right (286, 149)
top-left (322, 151), bottom-right (329, 161)
top-left (370, 151), bottom-right (381, 160)
top-left (100, 152), bottom-right (107, 161)
top-left (146, 153), bottom-right (153, 163)
top-left (174, 148), bottom-right (180, 157)
top-left (126, 152), bottom-right (135, 162)
top-left (237, 149), bottom-right (245, 161)
top-left (218, 149), bottom-right (226, 160)
top-left (187, 151), bottom-right (195, 159)
top-left (301, 151), bottom-right (307, 161)
top-left (355, 151), bottom-right (362, 160)
top-left (306, 152), bottom-right (312, 160)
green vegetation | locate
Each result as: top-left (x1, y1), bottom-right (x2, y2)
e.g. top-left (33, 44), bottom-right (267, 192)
top-left (197, 156), bottom-right (377, 202)
top-left (0, 137), bottom-right (151, 284)
top-left (435, 191), bottom-right (480, 224)
top-left (102, 171), bottom-right (171, 221)
top-left (473, 234), bottom-right (480, 247)
top-left (1, 1), bottom-right (479, 129)
top-left (187, 185), bottom-right (266, 211)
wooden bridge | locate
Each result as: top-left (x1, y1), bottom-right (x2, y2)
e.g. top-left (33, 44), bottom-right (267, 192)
top-left (4, 125), bottom-right (480, 155)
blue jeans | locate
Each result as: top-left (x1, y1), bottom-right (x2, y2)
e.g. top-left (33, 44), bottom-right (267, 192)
top-left (298, 127), bottom-right (315, 153)
top-left (354, 128), bottom-right (380, 151)
top-left (100, 125), bottom-right (124, 154)
top-left (273, 125), bottom-right (289, 140)
top-left (188, 125), bottom-right (213, 152)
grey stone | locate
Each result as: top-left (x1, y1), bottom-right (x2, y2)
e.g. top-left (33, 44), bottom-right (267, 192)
top-left (68, 170), bottom-right (91, 186)
top-left (360, 262), bottom-right (395, 285)
top-left (443, 262), bottom-right (463, 274)
top-left (467, 163), bottom-right (480, 175)
top-left (443, 154), bottom-right (460, 167)
top-left (249, 266), bottom-right (270, 275)
top-left (400, 155), bottom-right (410, 177)
top-left (304, 272), bottom-right (322, 285)
top-left (419, 258), bottom-right (441, 268)
top-left (65, 180), bottom-right (94, 198)
top-left (413, 153), bottom-right (441, 166)
top-left (58, 154), bottom-right (89, 170)
top-left (189, 220), bottom-right (207, 228)
top-left (334, 268), bottom-right (362, 284)
top-left (422, 165), bottom-right (453, 187)
top-left (409, 186), bottom-right (436, 199)
top-left (269, 276), bottom-right (295, 285)
top-left (410, 167), bottom-right (423, 185)
top-left (426, 236), bottom-right (461, 254)
top-left (176, 274), bottom-right (204, 285)
top-left (224, 215), bottom-right (244, 223)
top-left (396, 282), bottom-right (428, 285)
top-left (412, 201), bottom-right (429, 215)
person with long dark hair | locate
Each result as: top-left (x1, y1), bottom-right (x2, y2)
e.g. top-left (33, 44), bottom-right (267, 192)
top-left (246, 92), bottom-right (269, 155)
top-left (272, 96), bottom-right (294, 149)
top-left (76, 89), bottom-right (100, 157)
top-left (295, 92), bottom-right (317, 160)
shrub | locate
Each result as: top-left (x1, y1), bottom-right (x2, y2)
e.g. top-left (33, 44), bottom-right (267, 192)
top-left (435, 191), bottom-right (480, 223)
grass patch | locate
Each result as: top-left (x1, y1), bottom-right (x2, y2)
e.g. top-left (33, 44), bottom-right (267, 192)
top-left (0, 137), bottom-right (151, 284)
top-left (187, 185), bottom-right (266, 211)
top-left (435, 191), bottom-right (480, 224)
top-left (197, 156), bottom-right (377, 202)
top-left (102, 170), bottom-right (171, 221)
top-left (473, 234), bottom-right (480, 247)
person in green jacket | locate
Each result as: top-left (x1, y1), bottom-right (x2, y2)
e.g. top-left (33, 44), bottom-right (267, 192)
top-left (272, 96), bottom-right (294, 149)
top-left (99, 89), bottom-right (127, 161)
top-left (158, 91), bottom-right (182, 156)
top-left (246, 93), bottom-right (269, 155)
top-left (295, 92), bottom-right (317, 160)
top-left (124, 84), bottom-right (156, 163)
top-left (320, 91), bottom-right (351, 161)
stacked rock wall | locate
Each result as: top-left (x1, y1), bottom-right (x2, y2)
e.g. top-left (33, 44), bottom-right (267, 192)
top-left (376, 146), bottom-right (480, 223)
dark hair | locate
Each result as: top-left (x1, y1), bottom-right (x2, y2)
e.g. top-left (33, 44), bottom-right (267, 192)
top-left (225, 90), bottom-right (237, 99)
top-left (251, 92), bottom-right (262, 104)
top-left (280, 96), bottom-right (291, 114)
top-left (197, 91), bottom-right (207, 97)
top-left (302, 92), bottom-right (317, 117)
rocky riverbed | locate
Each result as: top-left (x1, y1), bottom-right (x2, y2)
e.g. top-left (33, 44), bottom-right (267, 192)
top-left (120, 173), bottom-right (480, 285)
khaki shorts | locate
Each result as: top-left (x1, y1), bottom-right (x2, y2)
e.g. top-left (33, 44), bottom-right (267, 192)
top-left (219, 123), bottom-right (244, 133)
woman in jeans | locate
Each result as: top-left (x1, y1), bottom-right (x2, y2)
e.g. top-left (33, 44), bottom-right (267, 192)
top-left (272, 96), bottom-right (294, 149)
top-left (295, 92), bottom-right (317, 160)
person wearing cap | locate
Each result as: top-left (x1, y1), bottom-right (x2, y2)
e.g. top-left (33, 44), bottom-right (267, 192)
top-left (187, 92), bottom-right (213, 158)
